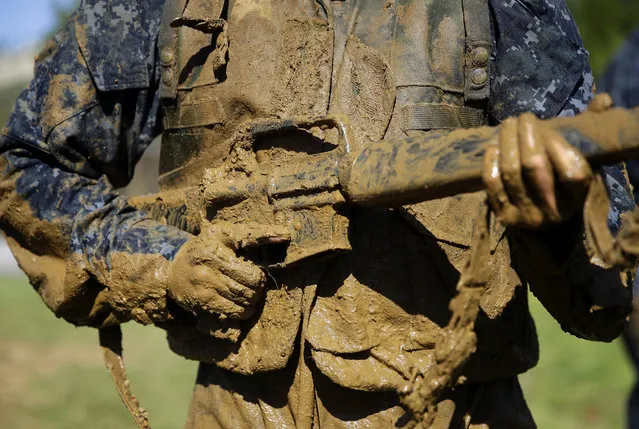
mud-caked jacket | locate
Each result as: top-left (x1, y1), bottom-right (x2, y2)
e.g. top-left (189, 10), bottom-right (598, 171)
top-left (0, 0), bottom-right (634, 389)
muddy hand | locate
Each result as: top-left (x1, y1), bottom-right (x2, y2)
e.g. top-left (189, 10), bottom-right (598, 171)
top-left (167, 222), bottom-right (290, 321)
top-left (481, 95), bottom-right (614, 229)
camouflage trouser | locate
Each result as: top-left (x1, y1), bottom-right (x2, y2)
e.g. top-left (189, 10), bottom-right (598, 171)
top-left (184, 358), bottom-right (536, 429)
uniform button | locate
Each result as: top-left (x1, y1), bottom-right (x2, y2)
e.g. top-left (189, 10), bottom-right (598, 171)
top-left (162, 68), bottom-right (174, 84)
top-left (160, 48), bottom-right (174, 65)
top-left (471, 47), bottom-right (489, 66)
top-left (471, 68), bottom-right (488, 86)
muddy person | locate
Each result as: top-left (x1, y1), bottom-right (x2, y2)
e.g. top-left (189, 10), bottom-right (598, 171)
top-left (0, 0), bottom-right (635, 428)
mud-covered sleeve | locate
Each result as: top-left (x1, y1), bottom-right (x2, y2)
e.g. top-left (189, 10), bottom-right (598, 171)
top-left (538, 35), bottom-right (635, 343)
top-left (511, 149), bottom-right (635, 342)
top-left (0, 1), bottom-right (191, 328)
top-left (490, 0), bottom-right (633, 341)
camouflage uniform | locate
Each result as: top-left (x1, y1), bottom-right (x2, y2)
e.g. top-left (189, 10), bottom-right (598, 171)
top-left (599, 28), bottom-right (639, 429)
top-left (0, 1), bottom-right (633, 428)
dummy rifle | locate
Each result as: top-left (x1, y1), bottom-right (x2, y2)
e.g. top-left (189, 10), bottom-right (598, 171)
top-left (199, 107), bottom-right (639, 268)
top-left (108, 106), bottom-right (639, 429)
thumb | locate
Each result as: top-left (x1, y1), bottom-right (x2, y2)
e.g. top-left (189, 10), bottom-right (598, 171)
top-left (205, 221), bottom-right (291, 251)
top-left (587, 93), bottom-right (614, 113)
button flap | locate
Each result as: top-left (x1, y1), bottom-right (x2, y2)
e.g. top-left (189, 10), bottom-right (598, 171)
top-left (76, 0), bottom-right (165, 92)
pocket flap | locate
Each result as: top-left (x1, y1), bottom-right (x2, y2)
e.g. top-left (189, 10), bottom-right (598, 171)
top-left (402, 192), bottom-right (504, 250)
top-left (76, 0), bottom-right (165, 91)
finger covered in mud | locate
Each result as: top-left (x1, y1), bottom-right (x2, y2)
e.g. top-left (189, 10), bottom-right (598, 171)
top-left (491, 116), bottom-right (545, 228)
top-left (207, 242), bottom-right (266, 290)
top-left (204, 221), bottom-right (291, 250)
top-left (545, 128), bottom-right (593, 214)
top-left (483, 144), bottom-right (519, 225)
top-left (519, 113), bottom-right (559, 222)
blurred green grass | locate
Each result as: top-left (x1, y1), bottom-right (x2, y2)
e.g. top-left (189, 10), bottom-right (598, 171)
top-left (0, 275), bottom-right (633, 429)
top-left (0, 275), bottom-right (196, 429)
top-left (520, 297), bottom-right (633, 429)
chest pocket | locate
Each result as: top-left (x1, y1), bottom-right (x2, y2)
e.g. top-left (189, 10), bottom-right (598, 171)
top-left (158, 0), bottom-right (228, 100)
top-left (157, 0), bottom-right (334, 186)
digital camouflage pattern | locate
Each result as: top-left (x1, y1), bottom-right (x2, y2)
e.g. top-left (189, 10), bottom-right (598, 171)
top-left (490, 0), bottom-right (592, 120)
top-left (0, 0), bottom-right (635, 428)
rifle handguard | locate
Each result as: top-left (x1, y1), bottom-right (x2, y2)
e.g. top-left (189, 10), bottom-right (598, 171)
top-left (340, 106), bottom-right (639, 206)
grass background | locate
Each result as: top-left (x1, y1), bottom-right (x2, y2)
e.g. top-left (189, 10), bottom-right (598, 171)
top-left (1, 3), bottom-right (639, 425)
top-left (0, 275), bottom-right (197, 429)
top-left (0, 274), bottom-right (633, 429)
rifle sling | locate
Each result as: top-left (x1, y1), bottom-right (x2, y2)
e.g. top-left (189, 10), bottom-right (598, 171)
top-left (99, 327), bottom-right (152, 429)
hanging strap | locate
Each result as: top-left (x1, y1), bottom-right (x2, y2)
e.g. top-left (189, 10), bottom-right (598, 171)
top-left (99, 327), bottom-right (152, 429)
top-left (399, 200), bottom-right (492, 429)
